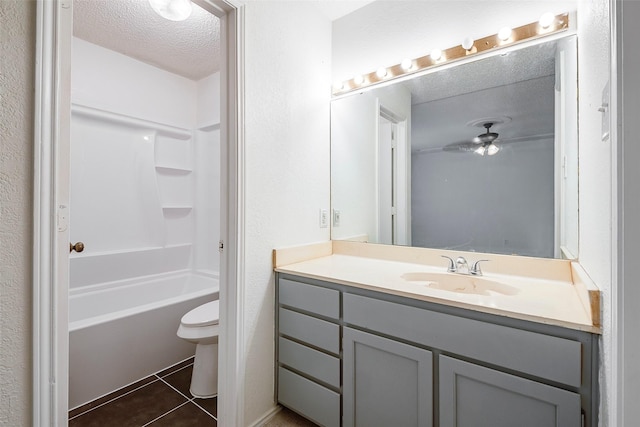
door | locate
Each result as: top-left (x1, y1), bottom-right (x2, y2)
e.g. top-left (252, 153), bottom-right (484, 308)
top-left (35, 0), bottom-right (242, 425)
top-left (377, 105), bottom-right (410, 246)
top-left (439, 355), bottom-right (581, 427)
top-left (343, 327), bottom-right (433, 427)
top-left (378, 116), bottom-right (396, 244)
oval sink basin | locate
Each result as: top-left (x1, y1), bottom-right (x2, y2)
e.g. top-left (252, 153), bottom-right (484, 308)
top-left (401, 272), bottom-right (519, 296)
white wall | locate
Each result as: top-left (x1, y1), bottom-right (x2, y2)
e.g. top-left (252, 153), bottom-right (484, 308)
top-left (0, 1), bottom-right (35, 424)
top-left (575, 1), bottom-right (614, 425)
top-left (194, 73), bottom-right (221, 274)
top-left (72, 38), bottom-right (197, 129)
top-left (331, 84), bottom-right (411, 243)
top-left (243, 1), bottom-right (332, 423)
top-left (331, 91), bottom-right (378, 241)
top-left (412, 140), bottom-right (555, 257)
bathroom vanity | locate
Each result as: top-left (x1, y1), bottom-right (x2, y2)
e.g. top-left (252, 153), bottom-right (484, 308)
top-left (274, 242), bottom-right (600, 427)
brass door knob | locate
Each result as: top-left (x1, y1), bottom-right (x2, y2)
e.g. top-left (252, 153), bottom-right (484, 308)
top-left (70, 242), bottom-right (85, 253)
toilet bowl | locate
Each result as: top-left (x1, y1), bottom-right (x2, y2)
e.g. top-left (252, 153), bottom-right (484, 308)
top-left (177, 300), bottom-right (220, 398)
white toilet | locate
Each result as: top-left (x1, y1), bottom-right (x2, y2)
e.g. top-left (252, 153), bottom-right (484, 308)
top-left (177, 300), bottom-right (220, 398)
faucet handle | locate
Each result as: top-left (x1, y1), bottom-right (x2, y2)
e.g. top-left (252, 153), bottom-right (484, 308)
top-left (470, 259), bottom-right (490, 276)
top-left (441, 255), bottom-right (456, 273)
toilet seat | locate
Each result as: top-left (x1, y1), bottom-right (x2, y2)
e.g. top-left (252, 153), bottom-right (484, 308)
top-left (181, 300), bottom-right (219, 327)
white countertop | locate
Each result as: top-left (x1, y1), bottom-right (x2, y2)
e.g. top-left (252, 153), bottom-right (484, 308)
top-left (276, 252), bottom-right (600, 333)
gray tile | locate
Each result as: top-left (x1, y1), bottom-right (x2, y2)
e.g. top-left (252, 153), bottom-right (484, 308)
top-left (162, 365), bottom-right (193, 398)
top-left (156, 358), bottom-right (194, 378)
top-left (194, 396), bottom-right (217, 417)
top-left (147, 402), bottom-right (216, 426)
top-left (69, 380), bottom-right (187, 427)
top-left (69, 375), bottom-right (156, 419)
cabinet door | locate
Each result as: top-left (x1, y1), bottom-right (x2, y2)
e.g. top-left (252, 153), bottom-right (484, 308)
top-left (343, 327), bottom-right (433, 427)
top-left (439, 355), bottom-right (581, 427)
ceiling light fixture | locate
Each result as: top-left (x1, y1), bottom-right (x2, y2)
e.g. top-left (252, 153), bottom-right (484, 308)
top-left (498, 27), bottom-right (512, 41)
top-left (461, 37), bottom-right (475, 51)
top-left (539, 12), bottom-right (555, 29)
top-left (401, 58), bottom-right (414, 71)
top-left (376, 67), bottom-right (388, 78)
top-left (148, 0), bottom-right (193, 21)
top-left (473, 122), bottom-right (501, 156)
top-left (333, 13), bottom-right (570, 96)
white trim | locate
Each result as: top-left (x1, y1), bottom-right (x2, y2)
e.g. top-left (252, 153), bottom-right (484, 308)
top-left (248, 405), bottom-right (283, 427)
top-left (34, 1), bottom-right (72, 425)
top-left (208, 1), bottom-right (246, 426)
top-left (33, 1), bottom-right (245, 425)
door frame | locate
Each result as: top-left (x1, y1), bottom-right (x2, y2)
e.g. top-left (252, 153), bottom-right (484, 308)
top-left (32, 0), bottom-right (246, 425)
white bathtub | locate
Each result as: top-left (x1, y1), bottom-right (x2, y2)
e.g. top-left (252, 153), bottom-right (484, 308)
top-left (68, 271), bottom-right (219, 409)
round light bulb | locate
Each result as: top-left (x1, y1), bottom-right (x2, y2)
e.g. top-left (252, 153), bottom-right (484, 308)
top-left (539, 12), bottom-right (555, 29)
top-left (354, 75), bottom-right (365, 85)
top-left (376, 67), bottom-right (388, 78)
top-left (498, 27), bottom-right (512, 41)
top-left (461, 37), bottom-right (474, 51)
top-left (333, 82), bottom-right (345, 91)
top-left (400, 58), bottom-right (413, 71)
top-left (487, 144), bottom-right (500, 156)
top-left (430, 48), bottom-right (442, 61)
top-left (148, 0), bottom-right (193, 21)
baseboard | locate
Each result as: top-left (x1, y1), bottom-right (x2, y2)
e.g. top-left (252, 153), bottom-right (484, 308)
top-left (248, 405), bottom-right (282, 427)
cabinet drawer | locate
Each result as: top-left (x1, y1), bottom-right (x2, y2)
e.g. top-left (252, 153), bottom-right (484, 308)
top-left (279, 308), bottom-right (340, 355)
top-left (279, 278), bottom-right (340, 319)
top-left (344, 293), bottom-right (582, 387)
top-left (278, 367), bottom-right (340, 427)
top-left (279, 337), bottom-right (340, 388)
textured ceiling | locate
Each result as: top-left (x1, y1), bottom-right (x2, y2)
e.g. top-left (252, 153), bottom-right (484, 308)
top-left (73, 0), bottom-right (369, 81)
top-left (73, 0), bottom-right (220, 81)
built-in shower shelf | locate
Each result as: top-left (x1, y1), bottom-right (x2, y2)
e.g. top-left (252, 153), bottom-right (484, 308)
top-left (155, 165), bottom-right (192, 174)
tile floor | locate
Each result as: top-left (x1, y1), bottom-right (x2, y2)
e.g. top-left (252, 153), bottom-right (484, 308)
top-left (68, 357), bottom-right (320, 427)
top-left (69, 358), bottom-right (217, 426)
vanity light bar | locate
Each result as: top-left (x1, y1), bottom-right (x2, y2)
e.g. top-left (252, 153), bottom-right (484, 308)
top-left (333, 12), bottom-right (569, 96)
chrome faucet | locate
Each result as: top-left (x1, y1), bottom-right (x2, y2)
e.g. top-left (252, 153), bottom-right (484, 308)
top-left (456, 256), bottom-right (470, 275)
top-left (441, 255), bottom-right (489, 276)
top-left (470, 259), bottom-right (489, 276)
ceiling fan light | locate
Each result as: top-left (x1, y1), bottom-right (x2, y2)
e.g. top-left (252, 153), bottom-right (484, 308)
top-left (149, 0), bottom-right (192, 21)
top-left (475, 146), bottom-right (486, 156)
top-left (487, 144), bottom-right (500, 155)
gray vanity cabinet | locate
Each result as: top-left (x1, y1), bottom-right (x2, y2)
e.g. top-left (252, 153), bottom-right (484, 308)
top-left (277, 278), bottom-right (341, 427)
top-left (342, 327), bottom-right (433, 427)
top-left (275, 273), bottom-right (598, 427)
top-left (439, 355), bottom-right (581, 427)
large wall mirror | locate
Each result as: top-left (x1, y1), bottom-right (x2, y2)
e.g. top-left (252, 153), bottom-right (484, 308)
top-left (331, 34), bottom-right (578, 259)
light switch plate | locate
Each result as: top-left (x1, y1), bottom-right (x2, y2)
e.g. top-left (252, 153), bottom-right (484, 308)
top-left (319, 209), bottom-right (329, 228)
top-left (333, 209), bottom-right (341, 227)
